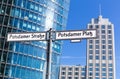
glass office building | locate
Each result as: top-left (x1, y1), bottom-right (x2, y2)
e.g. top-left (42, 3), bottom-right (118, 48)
top-left (0, 0), bottom-right (70, 79)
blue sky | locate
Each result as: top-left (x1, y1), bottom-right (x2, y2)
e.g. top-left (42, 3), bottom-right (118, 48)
top-left (61, 0), bottom-right (120, 79)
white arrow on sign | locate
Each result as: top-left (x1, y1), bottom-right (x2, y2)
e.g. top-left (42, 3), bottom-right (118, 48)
top-left (7, 32), bottom-right (46, 41)
top-left (55, 29), bottom-right (97, 40)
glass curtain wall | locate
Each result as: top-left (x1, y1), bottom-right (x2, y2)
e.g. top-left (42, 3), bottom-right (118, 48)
top-left (0, 0), bottom-right (70, 79)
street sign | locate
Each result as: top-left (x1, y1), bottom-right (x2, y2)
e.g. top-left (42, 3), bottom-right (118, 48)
top-left (55, 29), bottom-right (97, 40)
top-left (7, 32), bottom-right (46, 41)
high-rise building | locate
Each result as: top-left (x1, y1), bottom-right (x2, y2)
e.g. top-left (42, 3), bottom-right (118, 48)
top-left (0, 0), bottom-right (70, 79)
top-left (59, 15), bottom-right (116, 79)
top-left (86, 15), bottom-right (116, 79)
top-left (59, 65), bottom-right (86, 79)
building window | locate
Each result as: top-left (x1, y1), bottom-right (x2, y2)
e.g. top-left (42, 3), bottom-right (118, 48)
top-left (89, 63), bottom-right (93, 66)
top-left (96, 50), bottom-right (99, 54)
top-left (109, 73), bottom-right (113, 76)
top-left (108, 40), bottom-right (112, 44)
top-left (108, 45), bottom-right (112, 49)
top-left (61, 77), bottom-right (65, 79)
top-left (102, 56), bottom-right (106, 60)
top-left (89, 50), bottom-right (93, 54)
top-left (89, 56), bottom-right (93, 59)
top-left (102, 78), bottom-right (106, 79)
top-left (68, 72), bottom-right (72, 75)
top-left (96, 73), bottom-right (99, 76)
top-left (102, 25), bottom-right (105, 29)
top-left (68, 67), bottom-right (72, 71)
top-left (89, 25), bottom-right (93, 29)
top-left (81, 72), bottom-right (86, 76)
top-left (75, 68), bottom-right (79, 71)
top-left (89, 45), bottom-right (93, 49)
top-left (82, 77), bottom-right (86, 79)
top-left (108, 50), bottom-right (112, 54)
top-left (89, 72), bottom-right (92, 76)
top-left (102, 40), bottom-right (106, 44)
top-left (30, 3), bottom-right (34, 9)
top-left (108, 25), bottom-right (112, 29)
top-left (102, 73), bottom-right (106, 76)
top-left (108, 30), bottom-right (112, 34)
top-left (75, 72), bottom-right (78, 75)
top-left (108, 35), bottom-right (112, 39)
top-left (109, 56), bottom-right (112, 60)
top-left (96, 45), bottom-right (99, 49)
top-left (102, 68), bottom-right (106, 71)
top-left (102, 63), bottom-right (106, 67)
top-left (95, 68), bottom-right (99, 71)
top-left (35, 5), bottom-right (39, 11)
top-left (102, 30), bottom-right (105, 34)
top-left (96, 63), bottom-right (99, 67)
top-left (89, 40), bottom-right (93, 43)
top-left (96, 25), bottom-right (99, 29)
top-left (62, 72), bottom-right (65, 75)
top-left (109, 64), bottom-right (113, 67)
top-left (96, 40), bottom-right (99, 44)
top-left (102, 50), bottom-right (106, 54)
top-left (102, 35), bottom-right (105, 39)
top-left (75, 77), bottom-right (78, 79)
top-left (102, 45), bottom-right (106, 49)
top-left (89, 77), bottom-right (92, 79)
top-left (89, 68), bottom-right (93, 71)
top-left (82, 68), bottom-right (86, 71)
top-left (96, 77), bottom-right (100, 79)
top-left (68, 77), bottom-right (72, 79)
top-left (39, 7), bottom-right (43, 12)
top-left (109, 68), bottom-right (113, 71)
top-left (96, 56), bottom-right (99, 60)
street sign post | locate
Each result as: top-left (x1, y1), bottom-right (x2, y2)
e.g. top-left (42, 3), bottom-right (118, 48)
top-left (7, 28), bottom-right (97, 79)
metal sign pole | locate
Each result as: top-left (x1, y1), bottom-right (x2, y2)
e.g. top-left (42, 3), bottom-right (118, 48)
top-left (46, 28), bottom-right (53, 79)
